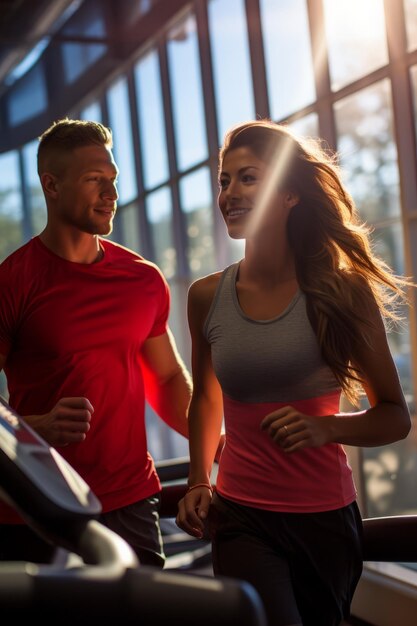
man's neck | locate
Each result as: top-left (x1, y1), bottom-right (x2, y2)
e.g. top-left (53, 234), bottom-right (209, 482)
top-left (39, 230), bottom-right (103, 264)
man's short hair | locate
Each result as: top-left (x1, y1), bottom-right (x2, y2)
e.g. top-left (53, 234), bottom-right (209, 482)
top-left (37, 118), bottom-right (113, 175)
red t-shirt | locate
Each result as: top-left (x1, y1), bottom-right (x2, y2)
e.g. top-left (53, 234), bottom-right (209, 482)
top-left (0, 236), bottom-right (169, 522)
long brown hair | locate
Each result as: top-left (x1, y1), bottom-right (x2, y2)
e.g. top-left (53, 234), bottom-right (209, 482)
top-left (220, 119), bottom-right (413, 404)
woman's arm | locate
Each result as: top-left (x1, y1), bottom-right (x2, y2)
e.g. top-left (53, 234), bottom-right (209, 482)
top-left (261, 285), bottom-right (411, 452)
top-left (327, 288), bottom-right (411, 446)
top-left (176, 276), bottom-right (224, 537)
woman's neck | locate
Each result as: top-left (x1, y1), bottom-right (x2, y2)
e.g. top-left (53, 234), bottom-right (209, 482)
top-left (242, 240), bottom-right (296, 286)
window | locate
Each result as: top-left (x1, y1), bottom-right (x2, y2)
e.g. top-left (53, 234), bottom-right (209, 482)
top-left (323, 0), bottom-right (389, 91)
top-left (107, 77), bottom-right (138, 205)
top-left (146, 186), bottom-right (177, 279)
top-left (61, 2), bottom-right (107, 84)
top-left (260, 0), bottom-right (315, 120)
top-left (134, 49), bottom-right (169, 189)
top-left (167, 14), bottom-right (208, 171)
top-left (335, 80), bottom-right (417, 529)
top-left (410, 65), bottom-right (417, 150)
top-left (118, 202), bottom-right (141, 254)
top-left (0, 152), bottom-right (23, 262)
top-left (80, 100), bottom-right (102, 122)
top-left (179, 167), bottom-right (216, 277)
top-left (7, 65), bottom-right (47, 126)
top-left (22, 140), bottom-right (46, 236)
top-left (335, 80), bottom-right (400, 223)
top-left (288, 113), bottom-right (319, 140)
top-left (208, 0), bottom-right (255, 143)
top-left (404, 0), bottom-right (417, 51)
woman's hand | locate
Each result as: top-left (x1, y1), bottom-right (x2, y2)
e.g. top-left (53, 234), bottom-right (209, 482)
top-left (260, 406), bottom-right (331, 453)
top-left (176, 485), bottom-right (213, 538)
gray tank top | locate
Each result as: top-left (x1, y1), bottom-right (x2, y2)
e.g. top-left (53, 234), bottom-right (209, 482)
top-left (204, 262), bottom-right (340, 403)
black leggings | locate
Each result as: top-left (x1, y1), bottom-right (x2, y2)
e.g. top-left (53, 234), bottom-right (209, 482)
top-left (208, 493), bottom-right (363, 626)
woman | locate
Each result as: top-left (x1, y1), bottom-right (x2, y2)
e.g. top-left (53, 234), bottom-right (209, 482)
top-left (176, 120), bottom-right (412, 626)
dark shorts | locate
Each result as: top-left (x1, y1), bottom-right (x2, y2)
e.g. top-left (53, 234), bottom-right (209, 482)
top-left (100, 493), bottom-right (165, 568)
top-left (208, 492), bottom-right (363, 626)
top-left (0, 494), bottom-right (165, 568)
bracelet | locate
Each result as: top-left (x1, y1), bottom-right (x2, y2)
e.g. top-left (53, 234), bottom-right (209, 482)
top-left (187, 482), bottom-right (213, 494)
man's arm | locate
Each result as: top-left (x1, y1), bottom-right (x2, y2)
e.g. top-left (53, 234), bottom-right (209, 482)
top-left (0, 351), bottom-right (93, 447)
top-left (139, 328), bottom-right (192, 438)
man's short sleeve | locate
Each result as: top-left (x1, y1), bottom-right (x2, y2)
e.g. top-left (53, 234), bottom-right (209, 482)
top-left (148, 263), bottom-right (171, 338)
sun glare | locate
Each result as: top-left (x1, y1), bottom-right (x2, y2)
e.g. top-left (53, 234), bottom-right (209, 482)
top-left (247, 139), bottom-right (294, 236)
top-left (322, 0), bottom-right (388, 91)
top-left (323, 0), bottom-right (386, 42)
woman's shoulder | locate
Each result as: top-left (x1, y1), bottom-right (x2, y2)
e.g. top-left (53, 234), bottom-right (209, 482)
top-left (188, 270), bottom-right (223, 305)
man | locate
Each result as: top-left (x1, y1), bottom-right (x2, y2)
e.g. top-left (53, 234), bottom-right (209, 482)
top-left (0, 118), bottom-right (192, 566)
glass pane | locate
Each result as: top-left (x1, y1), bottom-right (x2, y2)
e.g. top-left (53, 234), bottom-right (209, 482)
top-left (208, 0), bottom-right (255, 143)
top-left (7, 64), bottom-right (47, 126)
top-left (323, 0), bottom-right (389, 91)
top-left (410, 65), bottom-right (417, 151)
top-left (107, 76), bottom-right (138, 205)
top-left (373, 221), bottom-right (406, 277)
top-left (288, 112), bottom-right (319, 140)
top-left (0, 152), bottom-right (23, 262)
top-left (61, 2), bottom-right (107, 84)
top-left (134, 49), bottom-right (169, 189)
top-left (404, 0), bottom-right (417, 51)
top-left (334, 80), bottom-right (400, 223)
top-left (371, 221), bottom-right (414, 404)
top-left (260, 0), bottom-right (315, 120)
top-left (146, 187), bottom-right (177, 280)
top-left (118, 0), bottom-right (155, 24)
top-left (348, 225), bottom-right (416, 521)
top-left (179, 167), bottom-right (216, 278)
top-left (80, 101), bottom-right (102, 122)
top-left (362, 425), bottom-right (417, 518)
top-left (118, 202), bottom-right (141, 254)
top-left (0, 370), bottom-right (8, 399)
top-left (146, 391), bottom-right (189, 460)
top-left (146, 275), bottom-right (191, 458)
top-left (22, 140), bottom-right (46, 235)
top-left (167, 13), bottom-right (208, 171)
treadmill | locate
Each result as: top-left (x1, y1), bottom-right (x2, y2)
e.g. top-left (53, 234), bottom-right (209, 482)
top-left (0, 395), bottom-right (267, 626)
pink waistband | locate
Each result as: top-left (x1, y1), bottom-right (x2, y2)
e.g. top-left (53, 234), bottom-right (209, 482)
top-left (217, 391), bottom-right (356, 512)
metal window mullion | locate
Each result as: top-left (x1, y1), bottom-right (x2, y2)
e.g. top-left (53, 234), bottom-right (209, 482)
top-left (384, 0), bottom-right (417, 402)
top-left (306, 0), bottom-right (337, 150)
top-left (244, 0), bottom-right (269, 120)
top-left (102, 89), bottom-right (122, 242)
top-left (158, 37), bottom-right (189, 280)
top-left (126, 66), bottom-right (153, 259)
top-left (195, 0), bottom-right (228, 269)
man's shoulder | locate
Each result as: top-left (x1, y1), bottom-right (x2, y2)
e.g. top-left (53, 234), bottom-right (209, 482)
top-left (0, 238), bottom-right (37, 275)
top-left (101, 239), bottom-right (166, 280)
top-left (101, 238), bottom-right (144, 260)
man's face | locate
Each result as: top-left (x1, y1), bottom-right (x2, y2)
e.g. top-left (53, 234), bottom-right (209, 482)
top-left (50, 144), bottom-right (119, 236)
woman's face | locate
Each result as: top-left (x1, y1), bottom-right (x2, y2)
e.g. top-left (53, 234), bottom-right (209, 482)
top-left (218, 146), bottom-right (298, 240)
